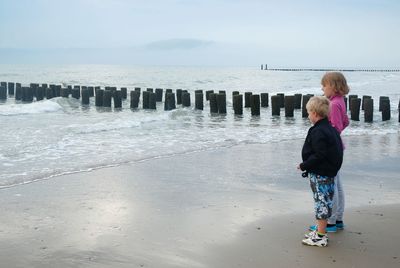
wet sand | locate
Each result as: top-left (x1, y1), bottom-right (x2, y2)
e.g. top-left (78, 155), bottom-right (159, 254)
top-left (0, 134), bottom-right (399, 267)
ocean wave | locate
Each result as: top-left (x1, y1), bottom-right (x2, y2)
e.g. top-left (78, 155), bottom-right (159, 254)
top-left (0, 99), bottom-right (63, 115)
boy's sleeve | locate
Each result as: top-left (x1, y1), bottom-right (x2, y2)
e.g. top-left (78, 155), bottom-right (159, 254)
top-left (300, 129), bottom-right (329, 171)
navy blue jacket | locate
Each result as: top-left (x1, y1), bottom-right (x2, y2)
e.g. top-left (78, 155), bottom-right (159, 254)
top-left (300, 118), bottom-right (343, 177)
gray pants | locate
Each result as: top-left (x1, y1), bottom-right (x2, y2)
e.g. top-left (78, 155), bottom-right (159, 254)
top-left (328, 171), bottom-right (345, 224)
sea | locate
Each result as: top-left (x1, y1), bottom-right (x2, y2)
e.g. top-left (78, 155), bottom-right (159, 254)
top-left (0, 64), bottom-right (399, 188)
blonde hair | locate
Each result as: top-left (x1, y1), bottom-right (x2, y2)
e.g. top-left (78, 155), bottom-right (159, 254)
top-left (306, 96), bottom-right (330, 118)
top-left (321, 72), bottom-right (350, 96)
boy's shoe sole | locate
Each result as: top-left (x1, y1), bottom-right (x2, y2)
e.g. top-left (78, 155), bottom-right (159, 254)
top-left (302, 235), bottom-right (328, 247)
top-left (309, 224), bottom-right (337, 232)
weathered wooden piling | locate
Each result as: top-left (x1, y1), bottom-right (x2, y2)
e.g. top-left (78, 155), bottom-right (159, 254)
top-left (364, 98), bottom-right (373, 122)
top-left (15, 85), bottom-right (22, 100)
top-left (113, 91), bottom-right (122, 108)
top-left (350, 98), bottom-right (361, 121)
top-left (146, 88), bottom-right (153, 93)
top-left (23, 87), bottom-right (33, 102)
top-left (88, 86), bottom-right (95, 97)
top-left (95, 89), bottom-right (104, 106)
top-left (0, 86), bottom-right (6, 100)
top-left (284, 95), bottom-right (295, 117)
top-left (149, 92), bottom-right (156, 109)
top-left (36, 87), bottom-right (44, 101)
top-left (142, 91), bottom-right (150, 109)
top-left (166, 92), bottom-right (176, 110)
top-left (120, 88), bottom-right (127, 99)
top-left (81, 88), bottom-right (90, 105)
top-left (60, 88), bottom-right (69, 97)
top-left (277, 93), bottom-right (285, 108)
top-left (8, 82), bottom-right (15, 95)
top-left (348, 95), bottom-right (358, 111)
top-left (379, 96), bottom-right (389, 112)
top-left (205, 90), bottom-right (214, 101)
top-left (195, 92), bottom-right (204, 110)
top-left (43, 87), bottom-right (52, 100)
top-left (182, 92), bottom-right (191, 107)
top-left (250, 94), bottom-right (260, 116)
top-left (260, 93), bottom-right (269, 107)
top-left (233, 94), bottom-right (243, 115)
top-left (271, 95), bottom-right (280, 116)
top-left (155, 88), bottom-right (163, 102)
top-left (381, 98), bottom-right (390, 121)
top-left (217, 93), bottom-right (227, 114)
top-left (103, 90), bottom-right (112, 107)
top-left (362, 95), bottom-right (372, 110)
top-left (209, 93), bottom-right (218, 113)
top-left (71, 88), bottom-right (80, 99)
top-left (0, 82), bottom-right (6, 90)
top-left (302, 94), bottom-right (313, 118)
top-left (176, 89), bottom-right (183, 105)
top-left (244, 92), bottom-right (252, 108)
top-left (130, 90), bottom-right (140, 109)
top-left (294, 94), bottom-right (302, 109)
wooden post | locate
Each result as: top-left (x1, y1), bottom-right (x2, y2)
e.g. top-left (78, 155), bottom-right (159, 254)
top-left (149, 92), bottom-right (156, 109)
top-left (348, 95), bottom-right (358, 111)
top-left (350, 98), bottom-right (361, 121)
top-left (15, 84), bottom-right (22, 100)
top-left (244, 92), bottom-right (252, 108)
top-left (261, 93), bottom-right (269, 107)
top-left (130, 90), bottom-right (140, 109)
top-left (362, 95), bottom-right (371, 110)
top-left (60, 88), bottom-right (69, 97)
top-left (271, 95), bottom-right (280, 116)
top-left (294, 94), bottom-right (302, 109)
top-left (284, 95), bottom-right (295, 117)
top-left (142, 91), bottom-right (150, 109)
top-left (302, 94), bottom-right (313, 118)
top-left (155, 88), bottom-right (163, 102)
top-left (176, 89), bottom-right (183, 105)
top-left (95, 89), bottom-right (104, 107)
top-left (71, 88), bottom-right (80, 99)
top-left (103, 90), bottom-right (112, 107)
top-left (195, 92), bottom-right (203, 110)
top-left (277, 93), bottom-right (285, 108)
top-left (364, 98), bottom-right (373, 122)
top-left (217, 93), bottom-right (227, 114)
top-left (121, 87), bottom-right (127, 99)
top-left (251, 94), bottom-right (260, 116)
top-left (379, 96), bottom-right (389, 112)
top-left (23, 87), bottom-right (33, 102)
top-left (205, 90), bottom-right (214, 101)
top-left (381, 98), bottom-right (390, 121)
top-left (82, 88), bottom-right (90, 105)
top-left (182, 92), bottom-right (191, 107)
top-left (209, 93), bottom-right (218, 113)
top-left (36, 87), bottom-right (44, 101)
top-left (45, 87), bottom-right (53, 100)
top-left (0, 86), bottom-right (6, 100)
top-left (8, 82), bottom-right (15, 95)
top-left (233, 94), bottom-right (243, 115)
top-left (165, 92), bottom-right (176, 111)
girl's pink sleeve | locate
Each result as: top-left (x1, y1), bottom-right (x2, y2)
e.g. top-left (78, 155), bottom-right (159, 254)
top-left (329, 103), bottom-right (348, 134)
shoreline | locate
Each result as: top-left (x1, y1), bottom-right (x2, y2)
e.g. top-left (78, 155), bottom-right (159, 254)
top-left (0, 134), bottom-right (399, 267)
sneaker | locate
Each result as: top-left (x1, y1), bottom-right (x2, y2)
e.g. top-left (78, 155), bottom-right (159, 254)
top-left (304, 230), bottom-right (317, 238)
top-left (335, 222), bottom-right (345, 230)
top-left (309, 224), bottom-right (337, 233)
top-left (302, 232), bottom-right (328, 247)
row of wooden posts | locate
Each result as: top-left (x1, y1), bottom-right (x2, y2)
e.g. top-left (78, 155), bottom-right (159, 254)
top-left (0, 82), bottom-right (399, 122)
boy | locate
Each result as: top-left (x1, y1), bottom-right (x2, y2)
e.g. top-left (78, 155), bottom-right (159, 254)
top-left (298, 96), bottom-right (343, 247)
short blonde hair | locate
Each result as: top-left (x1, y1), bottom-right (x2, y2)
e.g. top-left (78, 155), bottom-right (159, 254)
top-left (321, 72), bottom-right (350, 96)
top-left (306, 96), bottom-right (330, 118)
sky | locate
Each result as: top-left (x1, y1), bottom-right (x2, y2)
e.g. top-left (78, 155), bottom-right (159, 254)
top-left (0, 0), bottom-right (399, 67)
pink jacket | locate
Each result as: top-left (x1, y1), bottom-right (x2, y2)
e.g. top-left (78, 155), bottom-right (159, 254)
top-left (329, 95), bottom-right (349, 134)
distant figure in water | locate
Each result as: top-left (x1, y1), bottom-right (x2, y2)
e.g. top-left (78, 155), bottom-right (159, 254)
top-left (298, 96), bottom-right (343, 247)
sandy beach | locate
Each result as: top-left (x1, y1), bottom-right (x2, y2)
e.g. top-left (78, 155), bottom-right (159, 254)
top-left (0, 134), bottom-right (399, 268)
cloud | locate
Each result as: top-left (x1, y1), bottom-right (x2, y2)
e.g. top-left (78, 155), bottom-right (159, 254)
top-left (145, 38), bottom-right (214, 50)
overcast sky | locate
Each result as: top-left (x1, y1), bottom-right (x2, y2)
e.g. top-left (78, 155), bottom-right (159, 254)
top-left (0, 0), bottom-right (399, 67)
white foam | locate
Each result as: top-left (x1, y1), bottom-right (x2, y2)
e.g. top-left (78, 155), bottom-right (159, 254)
top-left (0, 99), bottom-right (63, 115)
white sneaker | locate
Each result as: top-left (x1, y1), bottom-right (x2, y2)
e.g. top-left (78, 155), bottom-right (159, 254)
top-left (304, 230), bottom-right (316, 238)
top-left (302, 231), bottom-right (328, 247)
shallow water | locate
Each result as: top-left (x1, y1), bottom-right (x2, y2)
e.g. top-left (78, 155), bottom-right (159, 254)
top-left (0, 65), bottom-right (399, 187)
